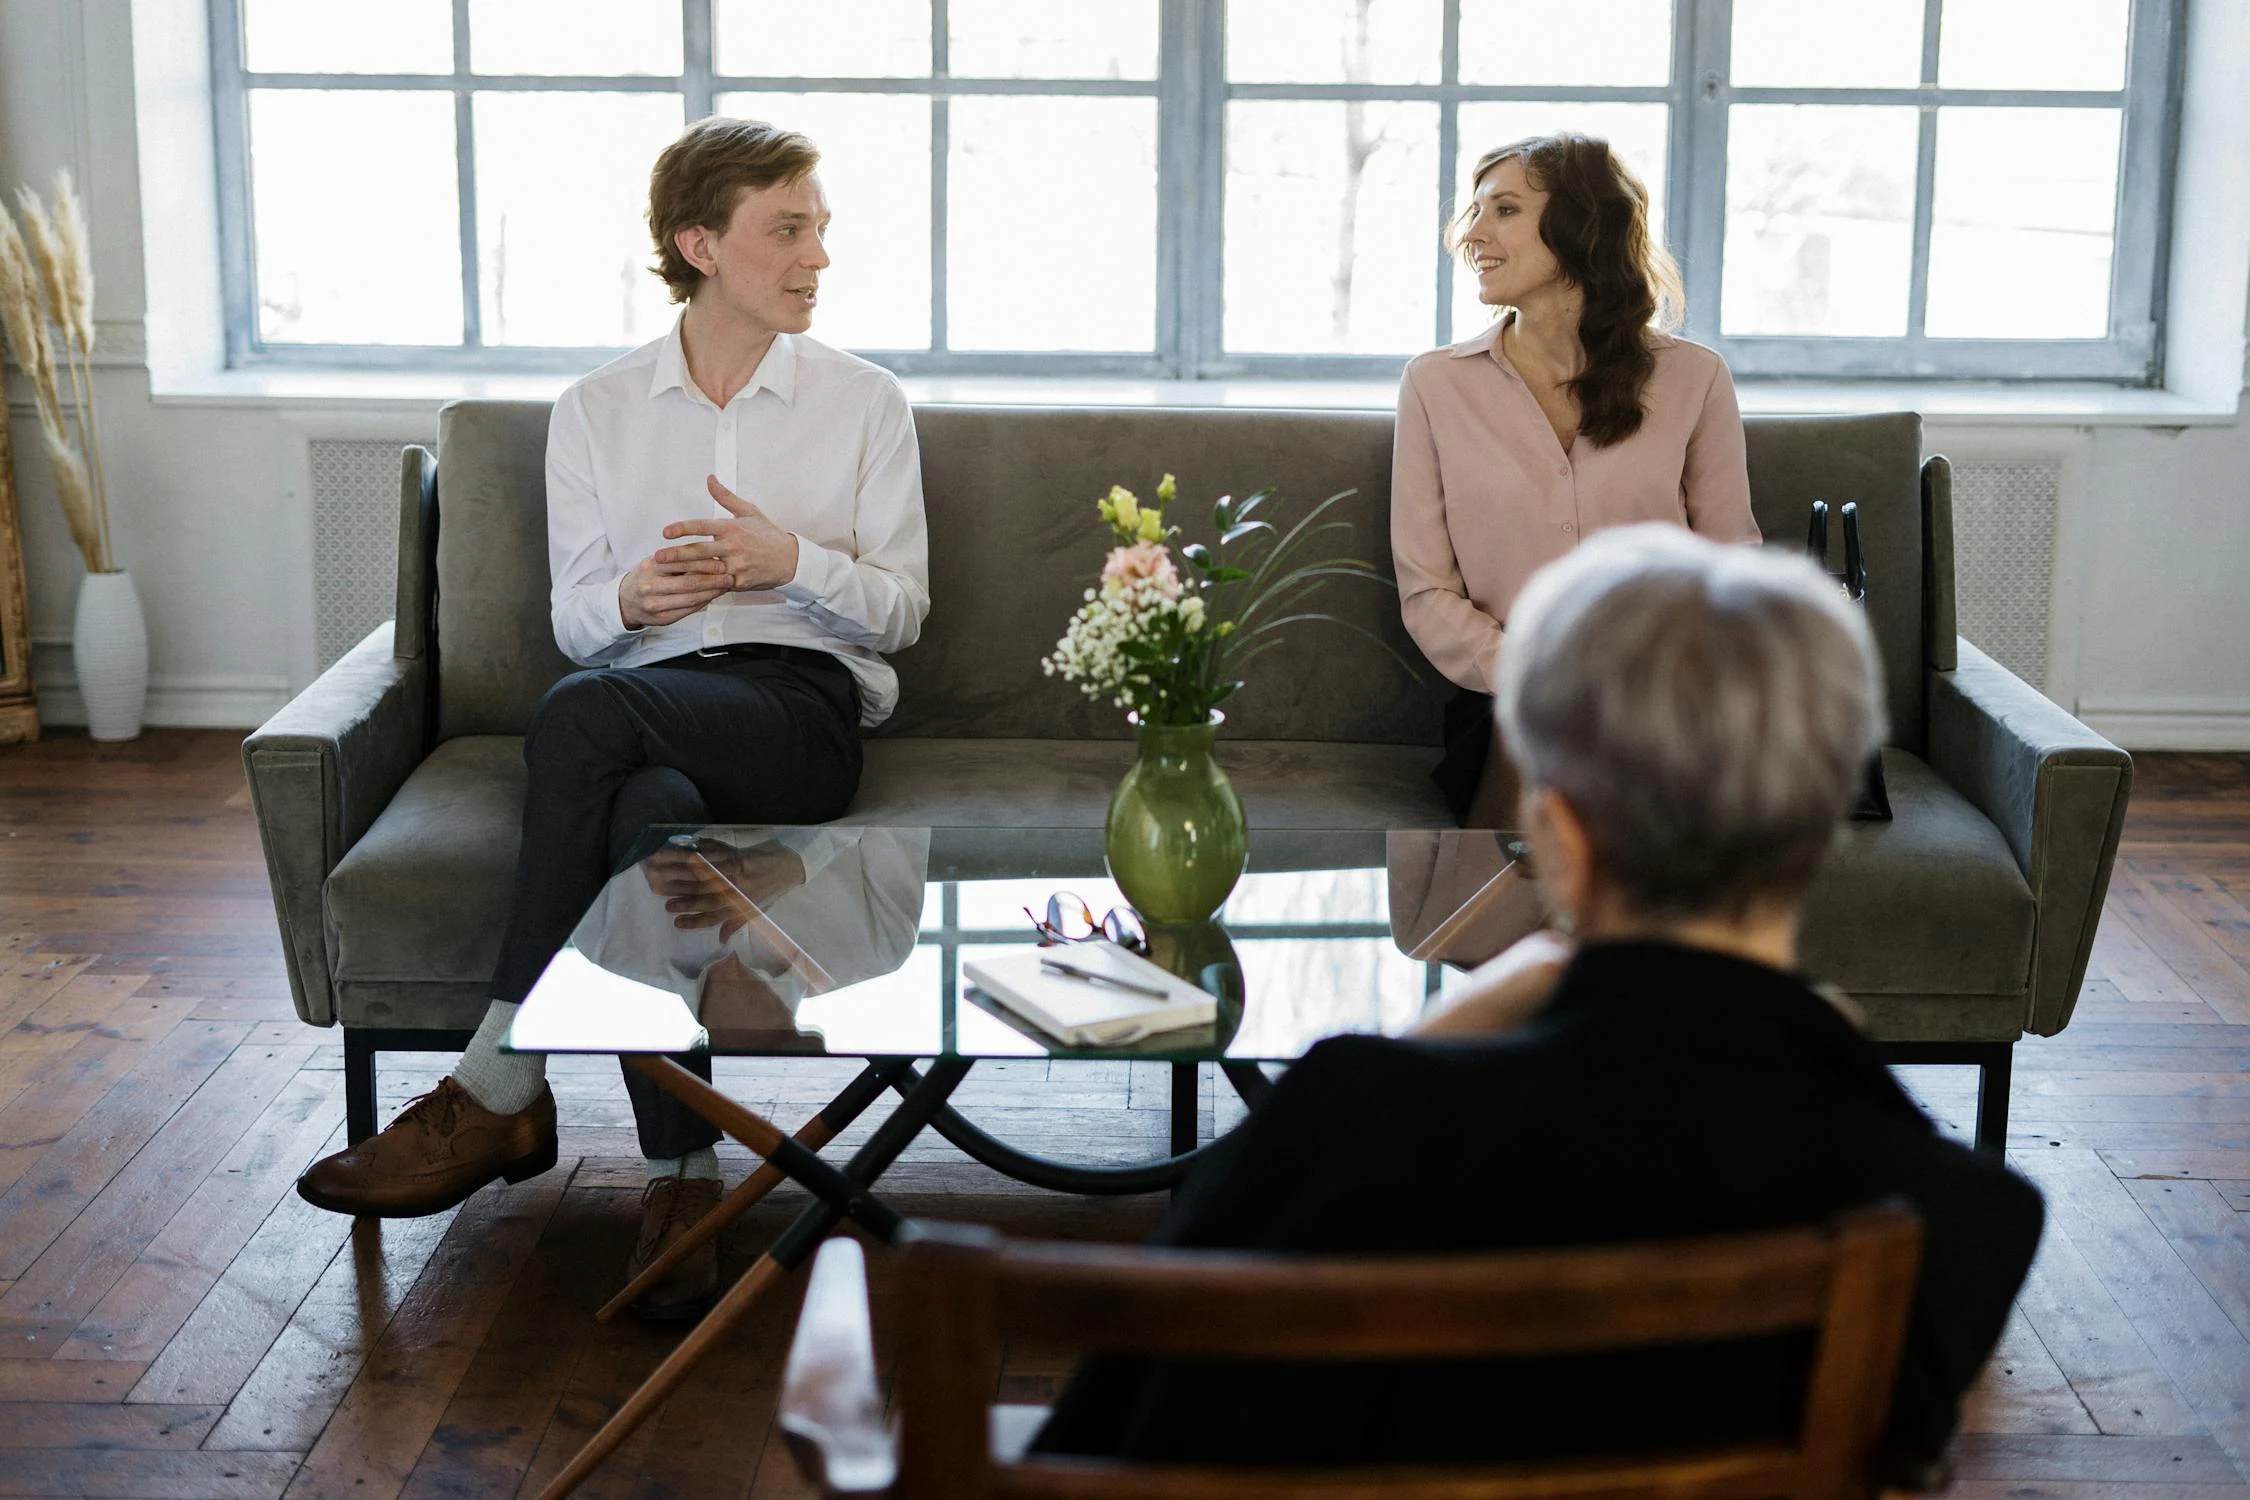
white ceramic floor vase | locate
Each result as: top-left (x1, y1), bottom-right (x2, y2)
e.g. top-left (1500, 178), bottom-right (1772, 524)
top-left (73, 570), bottom-right (148, 742)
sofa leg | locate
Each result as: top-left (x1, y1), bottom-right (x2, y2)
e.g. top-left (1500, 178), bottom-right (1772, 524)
top-left (1873, 1040), bottom-right (2016, 1157)
top-left (345, 1029), bottom-right (378, 1144)
top-left (339, 1027), bottom-right (488, 1145)
top-left (1974, 1044), bottom-right (2014, 1158)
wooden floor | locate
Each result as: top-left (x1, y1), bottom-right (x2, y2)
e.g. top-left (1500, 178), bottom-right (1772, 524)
top-left (0, 731), bottom-right (2246, 1499)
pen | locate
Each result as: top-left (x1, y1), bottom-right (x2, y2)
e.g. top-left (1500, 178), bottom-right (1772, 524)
top-left (1039, 956), bottom-right (1169, 998)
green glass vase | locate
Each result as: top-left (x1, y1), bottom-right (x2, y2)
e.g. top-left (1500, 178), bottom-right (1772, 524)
top-left (1105, 712), bottom-right (1248, 925)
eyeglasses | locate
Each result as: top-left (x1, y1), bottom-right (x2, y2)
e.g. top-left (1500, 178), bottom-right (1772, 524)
top-left (1026, 891), bottom-right (1148, 954)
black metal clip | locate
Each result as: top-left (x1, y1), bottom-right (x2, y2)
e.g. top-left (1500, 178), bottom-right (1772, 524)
top-left (1806, 500), bottom-right (1868, 602)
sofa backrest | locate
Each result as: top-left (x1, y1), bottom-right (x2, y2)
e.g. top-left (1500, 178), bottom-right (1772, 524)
top-left (892, 407), bottom-right (1443, 742)
top-left (1743, 411), bottom-right (1931, 753)
top-left (427, 401), bottom-right (1937, 751)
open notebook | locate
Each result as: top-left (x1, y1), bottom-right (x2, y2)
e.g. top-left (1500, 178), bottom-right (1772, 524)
top-left (964, 943), bottom-right (1216, 1047)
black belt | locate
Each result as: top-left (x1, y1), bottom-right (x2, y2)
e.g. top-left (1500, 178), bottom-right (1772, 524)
top-left (671, 641), bottom-right (848, 674)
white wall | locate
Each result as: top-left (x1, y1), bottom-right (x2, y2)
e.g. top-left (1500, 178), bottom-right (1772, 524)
top-left (4, 0), bottom-right (2249, 747)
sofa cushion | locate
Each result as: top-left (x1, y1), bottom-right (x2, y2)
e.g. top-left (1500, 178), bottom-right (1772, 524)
top-left (326, 735), bottom-right (525, 1002)
top-left (1798, 749), bottom-right (2033, 998)
top-left (325, 735), bottom-right (2021, 1008)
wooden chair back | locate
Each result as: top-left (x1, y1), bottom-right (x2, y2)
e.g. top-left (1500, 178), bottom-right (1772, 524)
top-left (892, 1204), bottom-right (1924, 1500)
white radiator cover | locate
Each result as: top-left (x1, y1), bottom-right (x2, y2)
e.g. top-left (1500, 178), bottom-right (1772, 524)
top-left (312, 439), bottom-right (408, 669)
top-left (1947, 459), bottom-right (2060, 693)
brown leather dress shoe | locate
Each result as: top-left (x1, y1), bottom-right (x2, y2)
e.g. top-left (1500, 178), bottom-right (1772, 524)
top-left (296, 1078), bottom-right (558, 1218)
top-left (626, 1171), bottom-right (724, 1322)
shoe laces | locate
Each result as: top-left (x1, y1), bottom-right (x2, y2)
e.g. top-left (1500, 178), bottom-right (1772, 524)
top-left (647, 1171), bottom-right (713, 1237)
top-left (395, 1078), bottom-right (468, 1135)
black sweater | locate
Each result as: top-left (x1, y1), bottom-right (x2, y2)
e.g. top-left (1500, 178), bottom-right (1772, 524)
top-left (1034, 941), bottom-right (2043, 1471)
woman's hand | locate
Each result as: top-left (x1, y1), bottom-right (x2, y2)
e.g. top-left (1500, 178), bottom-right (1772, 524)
top-left (1410, 930), bottom-right (1574, 1038)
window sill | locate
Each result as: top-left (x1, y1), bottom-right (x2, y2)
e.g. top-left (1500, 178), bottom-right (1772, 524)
top-left (146, 366), bottom-right (2243, 427)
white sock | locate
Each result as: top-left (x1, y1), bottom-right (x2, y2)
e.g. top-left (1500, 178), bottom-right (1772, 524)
top-left (645, 1146), bottom-right (720, 1184)
top-left (448, 1001), bottom-right (548, 1116)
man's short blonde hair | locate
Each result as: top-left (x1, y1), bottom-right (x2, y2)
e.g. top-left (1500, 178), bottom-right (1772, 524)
top-left (1496, 525), bottom-right (1886, 920)
top-left (647, 116), bottom-right (819, 304)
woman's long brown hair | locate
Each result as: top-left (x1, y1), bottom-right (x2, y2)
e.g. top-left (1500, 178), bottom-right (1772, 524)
top-left (1456, 133), bottom-right (1685, 448)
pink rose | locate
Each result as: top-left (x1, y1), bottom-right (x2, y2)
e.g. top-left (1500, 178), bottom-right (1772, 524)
top-left (1101, 541), bottom-right (1181, 598)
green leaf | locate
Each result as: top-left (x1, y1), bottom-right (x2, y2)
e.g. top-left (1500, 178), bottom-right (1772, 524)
top-left (1182, 542), bottom-right (1213, 572)
top-left (1220, 519), bottom-right (1275, 547)
top-left (1211, 494), bottom-right (1233, 532)
top-left (1203, 565), bottom-right (1250, 584)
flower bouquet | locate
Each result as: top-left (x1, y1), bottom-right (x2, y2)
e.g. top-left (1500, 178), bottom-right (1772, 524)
top-left (1042, 474), bottom-right (1404, 923)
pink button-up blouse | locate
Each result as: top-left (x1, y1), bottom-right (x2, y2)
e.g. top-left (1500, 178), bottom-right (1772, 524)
top-left (1391, 314), bottom-right (1760, 694)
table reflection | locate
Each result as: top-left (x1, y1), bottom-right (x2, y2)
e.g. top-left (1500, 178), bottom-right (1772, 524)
top-left (533, 826), bottom-right (1519, 1062)
top-left (573, 826), bottom-right (931, 1049)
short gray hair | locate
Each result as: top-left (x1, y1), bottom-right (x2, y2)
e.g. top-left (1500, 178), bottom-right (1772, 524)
top-left (1496, 524), bottom-right (1886, 920)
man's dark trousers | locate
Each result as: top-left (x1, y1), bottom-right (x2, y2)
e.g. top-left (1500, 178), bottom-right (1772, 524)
top-left (486, 645), bottom-right (862, 1158)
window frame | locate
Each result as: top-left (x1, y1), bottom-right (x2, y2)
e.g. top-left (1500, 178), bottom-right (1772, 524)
top-left (207, 0), bottom-right (2184, 382)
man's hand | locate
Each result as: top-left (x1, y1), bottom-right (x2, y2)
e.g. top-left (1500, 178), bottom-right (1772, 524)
top-left (652, 475), bottom-right (802, 595)
top-left (640, 838), bottom-right (809, 942)
top-left (619, 551), bottom-right (731, 629)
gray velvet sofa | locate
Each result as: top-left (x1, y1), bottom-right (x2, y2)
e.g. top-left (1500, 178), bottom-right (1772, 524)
top-left (244, 402), bottom-right (2131, 1150)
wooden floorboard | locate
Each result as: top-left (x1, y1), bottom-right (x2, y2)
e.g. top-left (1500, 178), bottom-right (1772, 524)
top-left (0, 730), bottom-right (2246, 1495)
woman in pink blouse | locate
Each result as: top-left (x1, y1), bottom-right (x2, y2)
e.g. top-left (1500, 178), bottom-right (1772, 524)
top-left (1394, 133), bottom-right (1760, 825)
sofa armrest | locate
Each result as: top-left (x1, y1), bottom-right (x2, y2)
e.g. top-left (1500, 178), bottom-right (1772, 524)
top-left (1927, 640), bottom-right (2132, 1036)
top-left (241, 621), bottom-right (428, 1026)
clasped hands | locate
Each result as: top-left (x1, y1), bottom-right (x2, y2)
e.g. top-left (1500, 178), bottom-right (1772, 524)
top-left (641, 837), bottom-right (809, 944)
top-left (618, 475), bottom-right (802, 629)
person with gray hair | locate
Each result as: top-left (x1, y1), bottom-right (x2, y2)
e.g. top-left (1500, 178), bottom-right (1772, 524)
top-left (1414, 522), bottom-right (1886, 1035)
top-left (1033, 526), bottom-right (2043, 1485)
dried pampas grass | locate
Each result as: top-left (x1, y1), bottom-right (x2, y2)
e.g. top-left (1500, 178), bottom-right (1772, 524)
top-left (0, 212), bottom-right (58, 418)
top-left (0, 169), bottom-right (111, 574)
top-left (39, 419), bottom-right (101, 572)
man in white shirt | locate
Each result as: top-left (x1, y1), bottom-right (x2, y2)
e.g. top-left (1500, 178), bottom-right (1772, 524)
top-left (296, 118), bottom-right (930, 1320)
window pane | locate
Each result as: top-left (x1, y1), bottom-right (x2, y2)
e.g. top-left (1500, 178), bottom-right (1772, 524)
top-left (1927, 108), bottom-right (2119, 339)
top-left (242, 0), bottom-right (451, 74)
top-left (474, 93), bottom-right (685, 346)
top-left (1227, 0), bottom-right (1440, 86)
top-left (1939, 0), bottom-right (2128, 89)
top-left (1226, 101), bottom-right (1438, 355)
top-left (948, 98), bottom-right (1157, 351)
top-left (1730, 0), bottom-right (1923, 88)
top-left (1722, 105), bottom-right (1917, 336)
top-left (716, 0), bottom-right (930, 77)
top-left (720, 93), bottom-right (933, 350)
top-left (1451, 103), bottom-right (1669, 344)
top-left (468, 0), bottom-right (681, 75)
top-left (952, 1), bottom-right (1158, 80)
top-left (250, 92), bottom-right (462, 344)
top-left (1458, 0), bottom-right (1670, 87)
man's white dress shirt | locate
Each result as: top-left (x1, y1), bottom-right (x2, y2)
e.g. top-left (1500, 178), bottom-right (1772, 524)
top-left (546, 319), bottom-right (931, 726)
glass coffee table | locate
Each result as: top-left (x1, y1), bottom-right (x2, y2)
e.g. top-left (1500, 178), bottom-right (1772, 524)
top-left (509, 822), bottom-right (1524, 1499)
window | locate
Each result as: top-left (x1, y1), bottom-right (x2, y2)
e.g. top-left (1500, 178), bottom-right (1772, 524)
top-left (210, 0), bottom-right (2181, 380)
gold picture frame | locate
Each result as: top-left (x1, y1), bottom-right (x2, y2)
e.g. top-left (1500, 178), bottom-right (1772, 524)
top-left (0, 410), bottom-right (41, 744)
